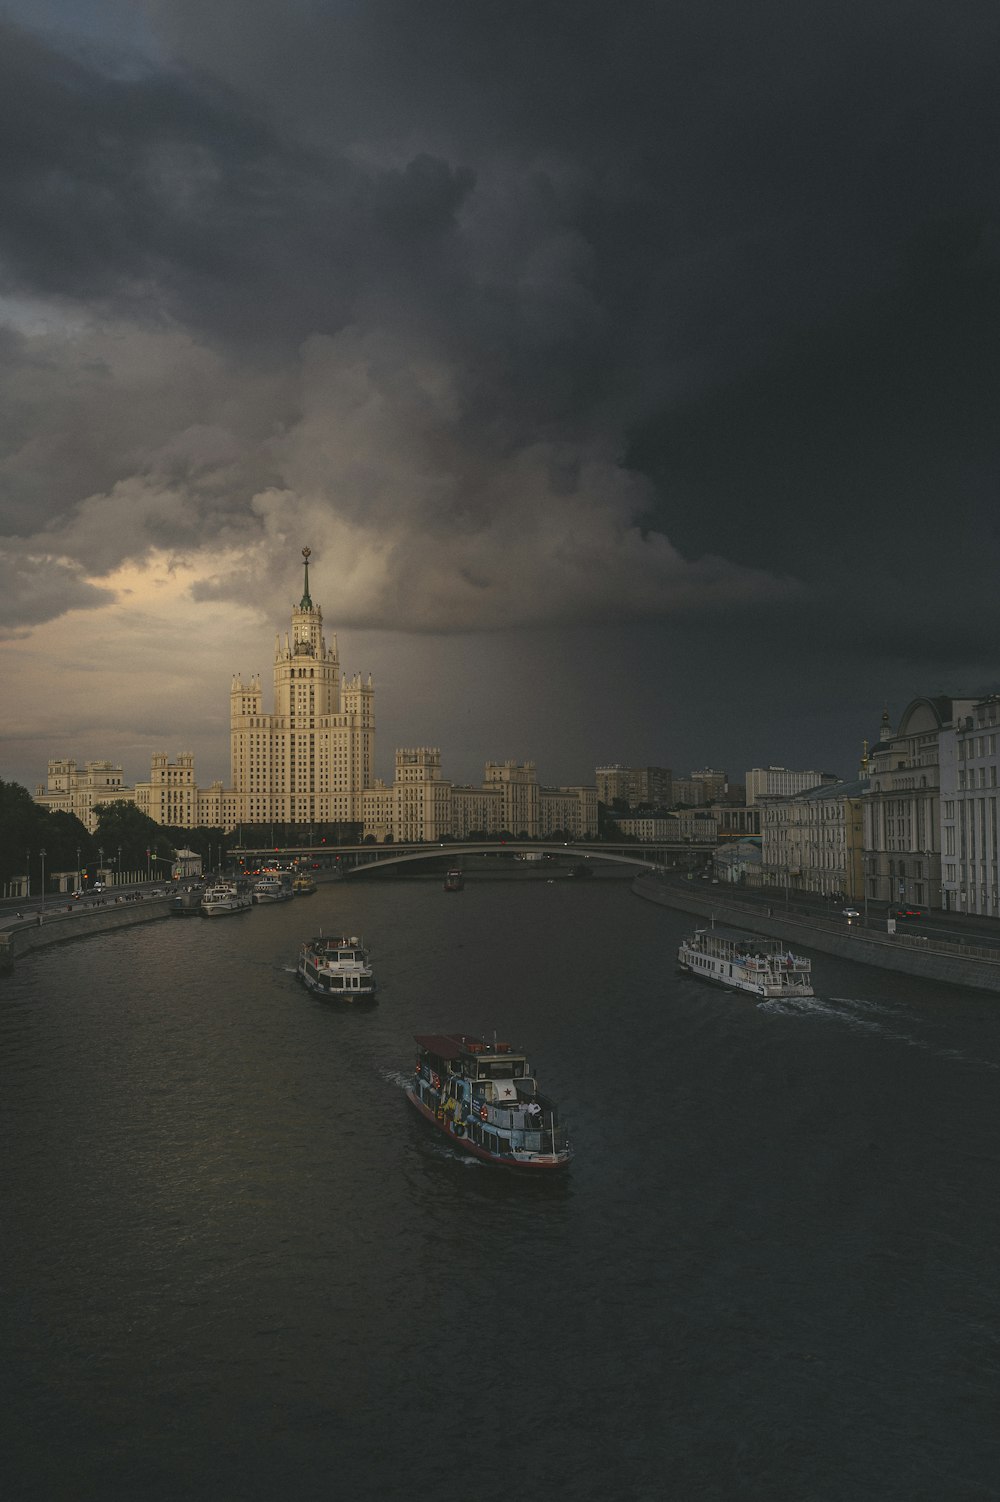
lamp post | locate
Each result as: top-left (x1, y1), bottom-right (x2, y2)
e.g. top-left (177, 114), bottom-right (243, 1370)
top-left (76, 845), bottom-right (81, 891)
top-left (118, 847), bottom-right (122, 885)
top-left (39, 848), bottom-right (46, 911)
top-left (98, 847), bottom-right (104, 884)
top-left (25, 850), bottom-right (30, 900)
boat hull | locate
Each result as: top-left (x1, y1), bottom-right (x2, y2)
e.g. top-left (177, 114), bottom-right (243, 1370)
top-left (297, 966), bottom-right (377, 1002)
top-left (405, 1088), bottom-right (570, 1170)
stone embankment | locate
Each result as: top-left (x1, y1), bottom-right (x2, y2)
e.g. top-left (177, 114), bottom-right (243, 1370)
top-left (633, 874), bottom-right (1000, 995)
top-left (0, 896), bottom-right (174, 972)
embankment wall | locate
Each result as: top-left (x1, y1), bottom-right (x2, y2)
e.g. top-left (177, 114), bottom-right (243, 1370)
top-left (0, 898), bottom-right (173, 971)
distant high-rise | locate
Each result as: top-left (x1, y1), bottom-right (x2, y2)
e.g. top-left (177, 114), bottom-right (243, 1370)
top-left (595, 764), bottom-right (672, 808)
top-left (744, 766), bottom-right (837, 806)
top-left (229, 547), bottom-right (374, 827)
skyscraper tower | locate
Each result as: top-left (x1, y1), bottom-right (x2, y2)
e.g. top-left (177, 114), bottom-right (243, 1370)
top-left (230, 547), bottom-right (375, 826)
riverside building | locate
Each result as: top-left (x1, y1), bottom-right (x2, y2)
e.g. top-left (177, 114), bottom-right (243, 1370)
top-left (865, 697), bottom-right (967, 912)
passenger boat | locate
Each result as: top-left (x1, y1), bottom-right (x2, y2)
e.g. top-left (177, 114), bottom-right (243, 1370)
top-left (200, 880), bottom-right (253, 917)
top-left (297, 934), bottom-right (377, 1002)
top-left (292, 873), bottom-right (317, 896)
top-left (443, 868), bottom-right (464, 892)
top-left (253, 875), bottom-right (290, 903)
top-left (406, 1033), bottom-right (572, 1170)
top-left (677, 927), bottom-right (814, 998)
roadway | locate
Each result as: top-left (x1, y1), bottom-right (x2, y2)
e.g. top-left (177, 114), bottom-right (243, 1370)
top-left (673, 875), bottom-right (1000, 953)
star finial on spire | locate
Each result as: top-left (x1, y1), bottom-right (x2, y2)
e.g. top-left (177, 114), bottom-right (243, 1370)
top-left (300, 546), bottom-right (313, 609)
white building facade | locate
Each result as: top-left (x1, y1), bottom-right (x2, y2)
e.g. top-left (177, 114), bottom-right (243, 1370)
top-left (939, 694), bottom-right (1000, 916)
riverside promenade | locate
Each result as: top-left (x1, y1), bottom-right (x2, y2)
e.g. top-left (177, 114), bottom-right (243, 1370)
top-left (633, 872), bottom-right (1000, 995)
top-left (0, 892), bottom-right (174, 972)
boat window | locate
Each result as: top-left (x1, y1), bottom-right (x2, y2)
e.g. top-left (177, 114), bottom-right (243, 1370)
top-left (479, 1061), bottom-right (517, 1079)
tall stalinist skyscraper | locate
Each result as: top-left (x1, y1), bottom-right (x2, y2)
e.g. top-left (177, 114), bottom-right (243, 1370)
top-left (229, 548), bottom-right (375, 827)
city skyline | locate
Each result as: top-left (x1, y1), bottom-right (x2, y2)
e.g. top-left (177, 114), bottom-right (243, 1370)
top-left (1, 3), bottom-right (997, 791)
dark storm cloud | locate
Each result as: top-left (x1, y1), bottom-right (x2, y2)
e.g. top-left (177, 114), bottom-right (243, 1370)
top-left (0, 0), bottom-right (996, 670)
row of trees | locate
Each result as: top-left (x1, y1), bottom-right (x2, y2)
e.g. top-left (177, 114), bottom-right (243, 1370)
top-left (0, 779), bottom-right (227, 890)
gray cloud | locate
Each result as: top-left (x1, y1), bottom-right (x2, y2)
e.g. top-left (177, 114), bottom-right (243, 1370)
top-left (0, 0), bottom-right (996, 752)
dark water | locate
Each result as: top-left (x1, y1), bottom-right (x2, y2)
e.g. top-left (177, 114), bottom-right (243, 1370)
top-left (3, 880), bottom-right (998, 1501)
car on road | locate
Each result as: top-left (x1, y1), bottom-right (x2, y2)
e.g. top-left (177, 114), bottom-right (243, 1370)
top-left (843, 906), bottom-right (861, 919)
top-left (890, 905), bottom-right (926, 920)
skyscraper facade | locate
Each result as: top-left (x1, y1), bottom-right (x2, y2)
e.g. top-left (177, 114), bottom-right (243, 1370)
top-left (228, 548), bottom-right (375, 828)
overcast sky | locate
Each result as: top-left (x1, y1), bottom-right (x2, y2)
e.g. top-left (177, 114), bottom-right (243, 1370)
top-left (1, 0), bottom-right (997, 795)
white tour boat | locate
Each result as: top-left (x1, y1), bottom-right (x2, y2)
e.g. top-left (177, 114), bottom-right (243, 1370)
top-left (200, 880), bottom-right (253, 917)
top-left (678, 926), bottom-right (814, 998)
top-left (297, 934), bottom-right (377, 1002)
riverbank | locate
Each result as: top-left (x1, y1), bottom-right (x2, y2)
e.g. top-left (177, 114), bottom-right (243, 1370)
top-left (0, 896), bottom-right (174, 971)
top-left (633, 873), bottom-right (1000, 995)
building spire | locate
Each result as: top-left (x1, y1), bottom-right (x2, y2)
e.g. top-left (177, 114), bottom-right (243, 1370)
top-left (300, 546), bottom-right (313, 609)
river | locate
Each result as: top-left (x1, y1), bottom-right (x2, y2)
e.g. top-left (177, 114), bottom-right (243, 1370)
top-left (2, 878), bottom-right (997, 1500)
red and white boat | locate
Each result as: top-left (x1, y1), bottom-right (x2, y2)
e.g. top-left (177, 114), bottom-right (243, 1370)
top-left (406, 1032), bottom-right (572, 1170)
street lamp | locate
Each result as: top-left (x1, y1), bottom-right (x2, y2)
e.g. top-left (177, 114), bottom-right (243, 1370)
top-left (25, 850), bottom-right (30, 900)
top-left (98, 847), bottom-right (104, 884)
top-left (76, 845), bottom-right (81, 891)
top-left (39, 848), bottom-right (46, 911)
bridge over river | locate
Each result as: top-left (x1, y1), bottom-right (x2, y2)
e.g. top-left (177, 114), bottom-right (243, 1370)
top-left (231, 839), bottom-right (710, 879)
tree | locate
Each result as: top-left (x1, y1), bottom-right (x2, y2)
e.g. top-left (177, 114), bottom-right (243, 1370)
top-left (0, 779), bottom-right (93, 886)
top-left (93, 803), bottom-right (173, 873)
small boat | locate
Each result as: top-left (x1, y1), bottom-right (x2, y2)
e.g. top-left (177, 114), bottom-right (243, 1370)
top-left (200, 880), bottom-right (253, 917)
top-left (253, 875), bottom-right (291, 903)
top-left (406, 1033), bottom-right (572, 1170)
top-left (677, 927), bottom-right (813, 998)
top-left (443, 868), bottom-right (464, 892)
top-left (292, 873), bottom-right (317, 896)
top-left (297, 934), bottom-right (377, 1001)
top-left (170, 887), bottom-right (203, 917)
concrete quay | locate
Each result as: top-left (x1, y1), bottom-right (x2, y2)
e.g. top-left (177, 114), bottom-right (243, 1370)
top-left (633, 874), bottom-right (1000, 995)
top-left (0, 895), bottom-right (174, 971)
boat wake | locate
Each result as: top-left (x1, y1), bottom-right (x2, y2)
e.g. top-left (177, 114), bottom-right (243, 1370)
top-left (757, 995), bottom-right (890, 1033)
top-left (759, 994), bottom-right (1000, 1069)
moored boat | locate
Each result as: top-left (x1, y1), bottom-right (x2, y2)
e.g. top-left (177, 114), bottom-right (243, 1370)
top-left (297, 933), bottom-right (377, 1001)
top-left (406, 1033), bottom-right (572, 1170)
top-left (444, 868), bottom-right (464, 892)
top-left (200, 880), bottom-right (253, 917)
top-left (677, 926), bottom-right (814, 998)
top-left (253, 875), bottom-right (291, 903)
top-left (292, 873), bottom-right (317, 896)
